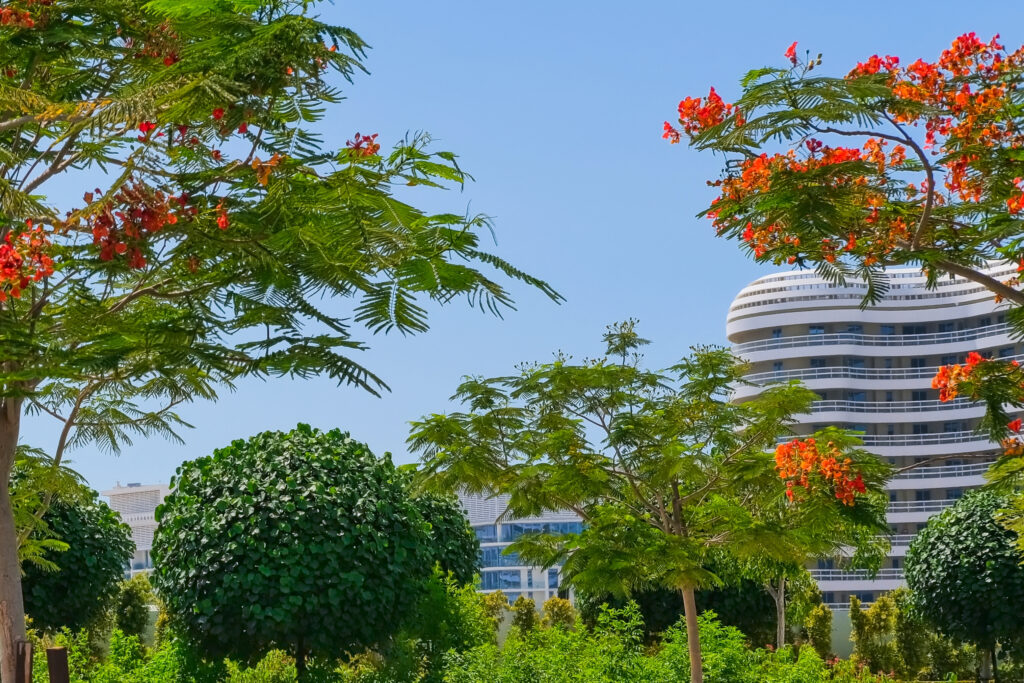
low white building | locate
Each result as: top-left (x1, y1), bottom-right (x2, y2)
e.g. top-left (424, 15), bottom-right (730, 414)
top-left (102, 482), bottom-right (169, 575)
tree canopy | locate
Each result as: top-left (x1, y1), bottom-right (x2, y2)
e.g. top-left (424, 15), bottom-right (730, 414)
top-left (0, 0), bottom-right (556, 672)
top-left (151, 425), bottom-right (477, 676)
top-left (667, 33), bottom-right (1024, 311)
top-left (410, 321), bottom-right (888, 683)
top-left (20, 487), bottom-right (133, 633)
top-left (905, 490), bottom-right (1024, 657)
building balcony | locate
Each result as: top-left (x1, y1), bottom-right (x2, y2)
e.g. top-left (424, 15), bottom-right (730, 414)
top-left (809, 397), bottom-right (974, 415)
top-left (887, 461), bottom-right (990, 491)
top-left (810, 568), bottom-right (905, 582)
top-left (733, 322), bottom-right (1010, 356)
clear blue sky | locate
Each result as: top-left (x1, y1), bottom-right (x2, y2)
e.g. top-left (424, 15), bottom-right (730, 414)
top-left (35, 1), bottom-right (1022, 491)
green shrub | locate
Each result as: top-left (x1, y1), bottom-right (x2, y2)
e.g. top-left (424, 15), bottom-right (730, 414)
top-left (113, 574), bottom-right (154, 641)
top-left (510, 596), bottom-right (537, 635)
top-left (541, 596), bottom-right (576, 630)
top-left (804, 603), bottom-right (833, 660)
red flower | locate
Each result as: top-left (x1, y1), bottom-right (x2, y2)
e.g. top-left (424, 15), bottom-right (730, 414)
top-left (1010, 418), bottom-right (1022, 433)
top-left (785, 42), bottom-right (798, 65)
top-left (139, 121), bottom-right (157, 134)
top-left (212, 108), bottom-right (225, 121)
top-left (238, 122), bottom-right (248, 134)
top-left (216, 202), bottom-right (229, 230)
top-left (211, 150), bottom-right (222, 161)
top-left (965, 351), bottom-right (984, 368)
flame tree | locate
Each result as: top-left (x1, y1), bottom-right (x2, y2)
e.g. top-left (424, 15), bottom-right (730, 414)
top-left (0, 1), bottom-right (558, 677)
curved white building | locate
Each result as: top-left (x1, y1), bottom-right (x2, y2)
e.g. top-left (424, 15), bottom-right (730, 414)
top-left (728, 262), bottom-right (1019, 607)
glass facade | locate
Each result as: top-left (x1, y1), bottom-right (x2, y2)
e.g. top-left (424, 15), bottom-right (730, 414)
top-left (471, 517), bottom-right (581, 603)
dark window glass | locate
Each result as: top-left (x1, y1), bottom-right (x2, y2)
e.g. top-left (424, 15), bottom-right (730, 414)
top-left (474, 525), bottom-right (497, 543)
top-left (915, 490), bottom-right (932, 501)
top-left (911, 390), bottom-right (928, 401)
top-left (910, 358), bottom-right (927, 368)
top-left (810, 358), bottom-right (827, 368)
top-left (848, 391), bottom-right (866, 402)
top-left (880, 325), bottom-right (895, 335)
top-left (912, 424), bottom-right (929, 434)
top-left (903, 325), bottom-right (926, 335)
top-left (809, 325), bottom-right (825, 335)
top-left (772, 328), bottom-right (783, 338)
top-left (1000, 347), bottom-right (1016, 358)
top-left (937, 322), bottom-right (955, 333)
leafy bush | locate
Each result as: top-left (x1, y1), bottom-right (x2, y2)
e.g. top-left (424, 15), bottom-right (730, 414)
top-left (22, 491), bottom-right (133, 633)
top-left (510, 596), bottom-right (537, 635)
top-left (541, 597), bottom-right (576, 630)
top-left (113, 574), bottom-right (154, 641)
top-left (804, 604), bottom-right (832, 659)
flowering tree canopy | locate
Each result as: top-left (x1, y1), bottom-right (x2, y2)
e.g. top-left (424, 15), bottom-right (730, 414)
top-left (666, 33), bottom-right (1024, 310)
top-left (0, 1), bottom-right (557, 676)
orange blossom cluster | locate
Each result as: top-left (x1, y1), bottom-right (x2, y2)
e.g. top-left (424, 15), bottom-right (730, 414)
top-left (0, 221), bottom-right (53, 301)
top-left (774, 437), bottom-right (867, 506)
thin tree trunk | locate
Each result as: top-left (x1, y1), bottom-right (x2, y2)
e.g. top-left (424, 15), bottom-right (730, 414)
top-left (295, 634), bottom-right (307, 681)
top-left (992, 646), bottom-right (998, 683)
top-left (980, 647), bottom-right (993, 682)
top-left (774, 577), bottom-right (786, 649)
top-left (0, 404), bottom-right (25, 683)
top-left (681, 586), bottom-right (704, 683)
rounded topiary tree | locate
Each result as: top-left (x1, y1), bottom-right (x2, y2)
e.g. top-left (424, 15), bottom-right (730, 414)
top-left (22, 491), bottom-right (133, 632)
top-left (151, 425), bottom-right (436, 677)
top-left (414, 492), bottom-right (479, 586)
top-left (906, 490), bottom-right (1024, 676)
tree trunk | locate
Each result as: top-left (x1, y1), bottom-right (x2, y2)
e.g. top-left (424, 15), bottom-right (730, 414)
top-left (980, 647), bottom-right (993, 682)
top-left (774, 577), bottom-right (786, 649)
top-left (295, 634), bottom-right (307, 681)
top-left (992, 645), bottom-right (998, 683)
top-left (0, 405), bottom-right (25, 683)
top-left (681, 586), bottom-right (704, 683)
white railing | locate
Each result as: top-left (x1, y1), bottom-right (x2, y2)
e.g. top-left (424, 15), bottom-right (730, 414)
top-left (745, 355), bottom-right (1024, 384)
top-left (810, 397), bottom-right (975, 414)
top-left (889, 534), bottom-right (916, 546)
top-left (811, 568), bottom-right (905, 581)
top-left (860, 430), bottom-right (991, 447)
top-left (733, 322), bottom-right (1010, 355)
top-left (893, 462), bottom-right (992, 480)
top-left (888, 499), bottom-right (958, 513)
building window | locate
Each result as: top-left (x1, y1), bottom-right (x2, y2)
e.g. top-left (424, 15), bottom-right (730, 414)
top-left (549, 568), bottom-right (559, 589)
top-left (891, 558), bottom-right (901, 569)
top-left (527, 569), bottom-right (534, 588)
top-left (911, 390), bottom-right (928, 402)
top-left (772, 328), bottom-right (783, 339)
top-left (887, 424), bottom-right (895, 435)
top-left (910, 358), bottom-right (927, 368)
top-left (773, 361), bottom-right (783, 372)
top-left (979, 317), bottom-right (992, 327)
top-left (912, 424), bottom-right (930, 434)
top-left (816, 391), bottom-right (828, 401)
top-left (938, 322), bottom-right (955, 333)
top-left (845, 357), bottom-right (865, 368)
top-left (809, 325), bottom-right (825, 335)
top-left (884, 358), bottom-right (894, 369)
top-left (474, 525), bottom-right (497, 543)
top-left (847, 391), bottom-right (866, 402)
top-left (1000, 347), bottom-right (1016, 358)
top-left (903, 325), bottom-right (926, 335)
top-left (947, 488), bottom-right (965, 500)
top-left (915, 490), bottom-right (932, 501)
top-left (810, 358), bottom-right (827, 368)
top-left (480, 570), bottom-right (522, 591)
top-left (885, 391), bottom-right (894, 402)
top-left (940, 354), bottom-right (958, 365)
top-left (847, 324), bottom-right (863, 334)
top-left (880, 324), bottom-right (895, 335)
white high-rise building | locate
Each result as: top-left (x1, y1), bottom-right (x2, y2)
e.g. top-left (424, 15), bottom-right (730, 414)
top-left (102, 482), bottom-right (169, 575)
top-left (728, 263), bottom-right (1020, 607)
top-left (457, 492), bottom-right (580, 604)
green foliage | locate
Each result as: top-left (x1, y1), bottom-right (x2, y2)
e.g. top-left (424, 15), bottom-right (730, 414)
top-left (412, 322), bottom-right (888, 680)
top-left (804, 604), bottom-right (833, 660)
top-left (11, 447), bottom-right (84, 570)
top-left (480, 591), bottom-right (509, 632)
top-left (404, 569), bottom-right (495, 682)
top-left (113, 574), bottom-right (154, 641)
top-left (906, 490), bottom-right (1024, 651)
top-left (151, 426), bottom-right (436, 668)
top-left (510, 596), bottom-right (537, 635)
top-left (541, 596), bottom-right (576, 630)
top-left (414, 493), bottom-right (480, 587)
top-left (442, 608), bottom-right (893, 683)
top-left (849, 590), bottom-right (927, 678)
top-left (21, 489), bottom-right (133, 633)
top-left (0, 0), bottom-right (556, 658)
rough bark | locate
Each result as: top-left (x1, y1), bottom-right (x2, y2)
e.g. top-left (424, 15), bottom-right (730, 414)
top-left (681, 585), bottom-right (704, 683)
top-left (0, 404), bottom-right (25, 683)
